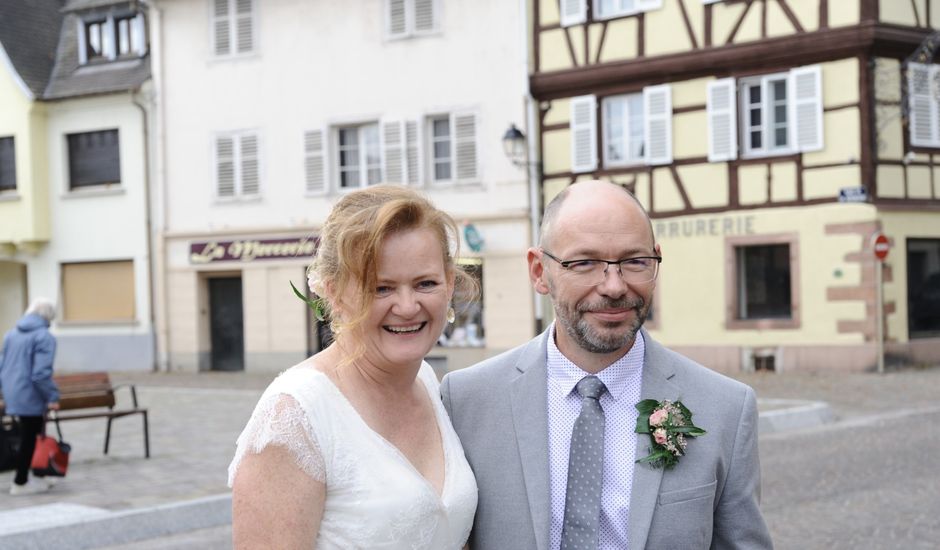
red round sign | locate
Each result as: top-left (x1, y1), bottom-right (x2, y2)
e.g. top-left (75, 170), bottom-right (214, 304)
top-left (873, 233), bottom-right (890, 261)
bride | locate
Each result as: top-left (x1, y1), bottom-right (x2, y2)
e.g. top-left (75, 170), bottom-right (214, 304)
top-left (228, 185), bottom-right (477, 549)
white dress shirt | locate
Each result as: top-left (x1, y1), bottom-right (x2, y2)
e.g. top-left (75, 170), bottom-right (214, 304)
top-left (547, 324), bottom-right (645, 550)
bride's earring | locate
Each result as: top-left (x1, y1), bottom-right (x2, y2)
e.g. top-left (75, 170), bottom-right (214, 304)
top-left (446, 305), bottom-right (456, 324)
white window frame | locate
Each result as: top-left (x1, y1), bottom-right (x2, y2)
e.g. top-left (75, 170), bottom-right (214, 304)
top-left (592, 0), bottom-right (662, 21)
top-left (386, 0), bottom-right (440, 40)
top-left (213, 131), bottom-right (261, 200)
top-left (334, 122), bottom-right (382, 191)
top-left (77, 13), bottom-right (146, 65)
top-left (211, 0), bottom-right (255, 58)
top-left (428, 115), bottom-right (454, 183)
top-left (602, 93), bottom-right (645, 167)
top-left (736, 65), bottom-right (823, 159)
top-left (909, 62), bottom-right (940, 147)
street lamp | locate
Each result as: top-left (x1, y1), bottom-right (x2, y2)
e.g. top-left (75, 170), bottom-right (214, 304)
top-left (502, 123), bottom-right (527, 167)
top-left (502, 122), bottom-right (545, 334)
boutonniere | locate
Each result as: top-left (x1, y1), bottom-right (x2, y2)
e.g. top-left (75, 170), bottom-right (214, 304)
top-left (635, 399), bottom-right (706, 469)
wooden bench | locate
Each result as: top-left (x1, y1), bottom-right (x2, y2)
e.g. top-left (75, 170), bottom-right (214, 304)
top-left (1, 372), bottom-right (150, 458)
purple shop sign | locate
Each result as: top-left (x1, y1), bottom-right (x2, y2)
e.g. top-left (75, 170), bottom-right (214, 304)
top-left (189, 236), bottom-right (318, 264)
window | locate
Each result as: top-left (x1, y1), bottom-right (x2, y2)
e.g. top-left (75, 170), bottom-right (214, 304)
top-left (215, 132), bottom-right (260, 198)
top-left (708, 65), bottom-right (822, 161)
top-left (387, 0), bottom-right (437, 39)
top-left (0, 137), bottom-right (15, 192)
top-left (439, 259), bottom-right (484, 348)
top-left (908, 63), bottom-right (940, 148)
top-left (594, 0), bottom-right (663, 19)
top-left (61, 260), bottom-right (136, 322)
top-left (77, 13), bottom-right (146, 64)
top-left (575, 86), bottom-right (671, 172)
top-left (426, 113), bottom-right (478, 184)
top-left (67, 130), bottom-right (121, 189)
top-left (336, 123), bottom-right (381, 190)
top-left (603, 93), bottom-right (644, 166)
top-left (212, 0), bottom-right (254, 56)
top-left (907, 238), bottom-right (940, 338)
top-left (735, 244), bottom-right (792, 319)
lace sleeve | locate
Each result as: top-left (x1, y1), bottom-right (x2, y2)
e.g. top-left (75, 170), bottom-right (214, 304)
top-left (227, 392), bottom-right (326, 487)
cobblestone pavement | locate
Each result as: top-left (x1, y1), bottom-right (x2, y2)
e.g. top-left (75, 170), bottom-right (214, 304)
top-left (3, 365), bottom-right (938, 549)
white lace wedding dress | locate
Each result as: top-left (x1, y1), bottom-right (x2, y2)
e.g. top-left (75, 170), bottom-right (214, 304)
top-left (228, 362), bottom-right (477, 549)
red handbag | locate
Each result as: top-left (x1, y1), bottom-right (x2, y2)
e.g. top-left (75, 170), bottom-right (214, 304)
top-left (31, 416), bottom-right (70, 477)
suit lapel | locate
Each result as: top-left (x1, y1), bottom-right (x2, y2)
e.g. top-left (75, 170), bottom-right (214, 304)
top-left (510, 331), bottom-right (551, 550)
top-left (629, 332), bottom-right (681, 550)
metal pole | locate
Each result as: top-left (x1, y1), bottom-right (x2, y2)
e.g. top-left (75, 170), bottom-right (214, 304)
top-left (876, 260), bottom-right (885, 374)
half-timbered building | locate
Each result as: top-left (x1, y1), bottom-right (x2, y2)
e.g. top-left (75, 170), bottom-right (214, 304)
top-left (529, 0), bottom-right (940, 371)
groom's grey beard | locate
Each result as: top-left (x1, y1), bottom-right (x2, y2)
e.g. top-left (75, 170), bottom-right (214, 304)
top-left (561, 296), bottom-right (649, 354)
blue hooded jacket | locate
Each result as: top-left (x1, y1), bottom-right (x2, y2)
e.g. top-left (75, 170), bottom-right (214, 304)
top-left (0, 313), bottom-right (60, 416)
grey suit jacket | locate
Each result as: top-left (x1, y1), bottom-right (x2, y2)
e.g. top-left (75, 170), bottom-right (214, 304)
top-left (441, 329), bottom-right (773, 550)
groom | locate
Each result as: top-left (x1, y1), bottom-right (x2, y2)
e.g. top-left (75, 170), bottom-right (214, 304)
top-left (442, 180), bottom-right (772, 549)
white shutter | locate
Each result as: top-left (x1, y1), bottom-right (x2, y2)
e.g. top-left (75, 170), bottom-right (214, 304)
top-left (790, 65), bottom-right (823, 152)
top-left (909, 63), bottom-right (935, 147)
top-left (414, 0), bottom-right (435, 32)
top-left (304, 130), bottom-right (327, 195)
top-left (240, 134), bottom-right (260, 195)
top-left (212, 0), bottom-right (231, 55)
top-left (707, 78), bottom-right (737, 162)
top-left (132, 14), bottom-right (147, 56)
top-left (454, 112), bottom-right (478, 183)
top-left (560, 0), bottom-right (587, 27)
top-left (102, 17), bottom-right (116, 60)
top-left (381, 119), bottom-right (406, 184)
top-left (406, 120), bottom-right (421, 185)
top-left (216, 136), bottom-right (236, 197)
top-left (388, 0), bottom-right (407, 37)
top-left (77, 19), bottom-right (88, 64)
top-left (235, 0), bottom-right (253, 53)
top-left (570, 95), bottom-right (597, 173)
top-left (644, 85), bottom-right (672, 165)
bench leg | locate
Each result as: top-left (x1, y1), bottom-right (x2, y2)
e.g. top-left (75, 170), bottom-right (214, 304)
top-left (105, 417), bottom-right (113, 455)
top-left (142, 410), bottom-right (150, 459)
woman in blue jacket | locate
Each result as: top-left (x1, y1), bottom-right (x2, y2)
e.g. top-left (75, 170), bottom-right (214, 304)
top-left (0, 298), bottom-right (60, 495)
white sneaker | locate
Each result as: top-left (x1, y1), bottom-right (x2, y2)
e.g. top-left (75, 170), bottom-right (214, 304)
top-left (9, 478), bottom-right (51, 496)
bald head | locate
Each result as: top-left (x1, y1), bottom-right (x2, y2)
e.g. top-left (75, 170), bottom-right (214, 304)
top-left (539, 180), bottom-right (654, 250)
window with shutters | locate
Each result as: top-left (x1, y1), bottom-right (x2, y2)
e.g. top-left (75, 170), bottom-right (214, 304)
top-left (336, 123), bottom-right (382, 190)
top-left (214, 132), bottom-right (260, 199)
top-left (733, 65), bottom-right (823, 159)
top-left (386, 0), bottom-right (438, 39)
top-left (67, 130), bottom-right (121, 189)
top-left (212, 0), bottom-right (254, 57)
top-left (592, 85), bottom-right (671, 169)
top-left (426, 113), bottom-right (478, 184)
top-left (0, 137), bottom-right (15, 192)
top-left (77, 12), bottom-right (147, 65)
top-left (908, 63), bottom-right (940, 148)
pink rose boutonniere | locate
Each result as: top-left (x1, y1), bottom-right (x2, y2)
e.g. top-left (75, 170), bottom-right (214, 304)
top-left (635, 399), bottom-right (706, 469)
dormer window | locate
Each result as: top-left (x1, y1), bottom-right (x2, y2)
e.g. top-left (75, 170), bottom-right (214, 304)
top-left (77, 12), bottom-right (147, 65)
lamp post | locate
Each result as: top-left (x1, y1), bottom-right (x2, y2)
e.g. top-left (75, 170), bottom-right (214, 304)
top-left (502, 123), bottom-right (545, 335)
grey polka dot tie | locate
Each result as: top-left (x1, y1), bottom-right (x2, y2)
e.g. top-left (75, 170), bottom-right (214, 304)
top-left (561, 375), bottom-right (608, 550)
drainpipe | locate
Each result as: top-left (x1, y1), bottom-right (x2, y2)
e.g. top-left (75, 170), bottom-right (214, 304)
top-left (520, 0), bottom-right (544, 335)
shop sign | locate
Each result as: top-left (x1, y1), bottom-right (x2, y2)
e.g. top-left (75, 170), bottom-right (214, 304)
top-left (654, 214), bottom-right (756, 239)
top-left (190, 236), bottom-right (318, 264)
top-left (839, 186), bottom-right (868, 203)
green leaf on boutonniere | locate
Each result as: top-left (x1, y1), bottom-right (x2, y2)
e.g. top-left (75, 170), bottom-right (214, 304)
top-left (290, 281), bottom-right (326, 321)
top-left (634, 398), bottom-right (706, 470)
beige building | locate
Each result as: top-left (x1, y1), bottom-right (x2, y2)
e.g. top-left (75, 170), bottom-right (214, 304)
top-left (528, 0), bottom-right (940, 371)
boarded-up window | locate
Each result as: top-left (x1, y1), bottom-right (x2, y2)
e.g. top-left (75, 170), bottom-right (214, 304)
top-left (0, 137), bottom-right (15, 191)
top-left (62, 261), bottom-right (136, 322)
top-left (67, 130), bottom-right (121, 189)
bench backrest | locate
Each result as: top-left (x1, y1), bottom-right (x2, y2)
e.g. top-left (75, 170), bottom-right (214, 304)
top-left (53, 372), bottom-right (116, 410)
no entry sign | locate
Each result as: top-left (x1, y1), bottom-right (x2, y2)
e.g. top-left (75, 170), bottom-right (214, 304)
top-left (872, 233), bottom-right (890, 261)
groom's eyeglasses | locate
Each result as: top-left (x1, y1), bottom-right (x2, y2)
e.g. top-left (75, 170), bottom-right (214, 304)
top-left (540, 249), bottom-right (662, 287)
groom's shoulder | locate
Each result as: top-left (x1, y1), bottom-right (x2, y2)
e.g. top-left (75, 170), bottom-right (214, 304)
top-left (651, 336), bottom-right (753, 398)
top-left (443, 336), bottom-right (540, 387)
